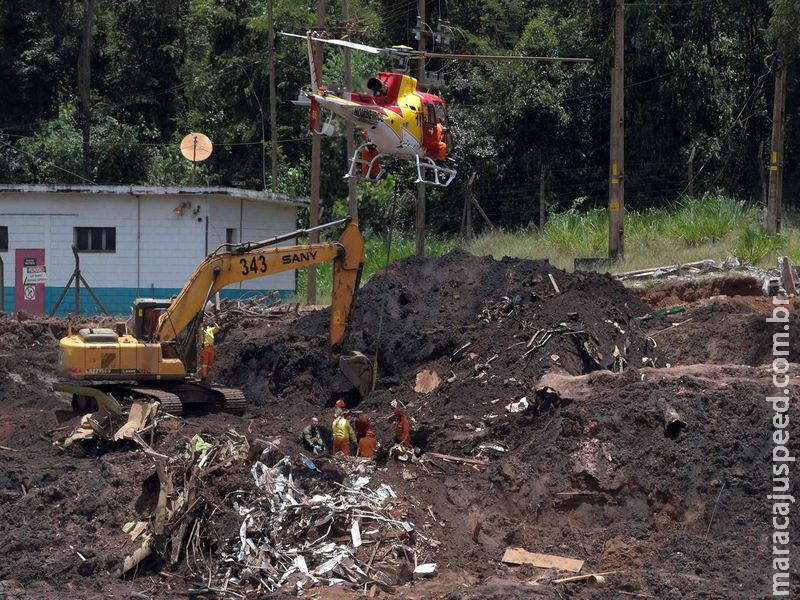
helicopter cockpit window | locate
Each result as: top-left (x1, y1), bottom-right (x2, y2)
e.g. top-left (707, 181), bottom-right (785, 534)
top-left (433, 102), bottom-right (448, 126)
top-left (424, 103), bottom-right (436, 125)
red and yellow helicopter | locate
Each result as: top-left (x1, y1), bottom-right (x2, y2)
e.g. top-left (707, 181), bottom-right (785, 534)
top-left (282, 32), bottom-right (591, 187)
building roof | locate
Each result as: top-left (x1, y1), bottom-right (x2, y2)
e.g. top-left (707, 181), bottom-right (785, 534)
top-left (0, 184), bottom-right (309, 207)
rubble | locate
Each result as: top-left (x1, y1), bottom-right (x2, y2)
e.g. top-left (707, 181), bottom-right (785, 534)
top-left (0, 250), bottom-right (798, 599)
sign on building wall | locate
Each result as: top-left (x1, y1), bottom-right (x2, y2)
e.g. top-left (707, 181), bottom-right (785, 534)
top-left (23, 265), bottom-right (47, 285)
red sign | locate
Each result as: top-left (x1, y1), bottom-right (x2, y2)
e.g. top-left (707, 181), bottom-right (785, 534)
top-left (15, 249), bottom-right (45, 315)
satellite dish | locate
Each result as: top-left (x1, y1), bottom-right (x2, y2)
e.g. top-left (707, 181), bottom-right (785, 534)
top-left (180, 132), bottom-right (213, 162)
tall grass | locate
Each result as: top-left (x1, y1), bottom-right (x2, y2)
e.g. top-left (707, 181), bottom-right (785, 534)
top-left (666, 193), bottom-right (753, 245)
top-left (466, 193), bottom-right (800, 272)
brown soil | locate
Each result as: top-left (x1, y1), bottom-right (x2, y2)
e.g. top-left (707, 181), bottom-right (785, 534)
top-left (0, 252), bottom-right (797, 599)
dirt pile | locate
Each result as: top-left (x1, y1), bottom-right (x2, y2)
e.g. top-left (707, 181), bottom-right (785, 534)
top-left (0, 251), bottom-right (797, 599)
top-left (215, 251), bottom-right (660, 414)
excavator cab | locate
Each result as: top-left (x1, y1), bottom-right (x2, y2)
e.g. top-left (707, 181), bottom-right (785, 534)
top-left (132, 298), bottom-right (171, 341)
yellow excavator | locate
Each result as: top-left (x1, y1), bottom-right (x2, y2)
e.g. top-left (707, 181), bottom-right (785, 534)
top-left (56, 218), bottom-right (372, 416)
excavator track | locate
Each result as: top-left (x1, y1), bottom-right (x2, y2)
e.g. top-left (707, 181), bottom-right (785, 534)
top-left (208, 385), bottom-right (247, 416)
top-left (124, 386), bottom-right (184, 418)
top-left (62, 382), bottom-right (247, 418)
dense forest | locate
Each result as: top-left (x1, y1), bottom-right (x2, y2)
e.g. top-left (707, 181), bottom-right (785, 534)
top-left (0, 0), bottom-right (798, 235)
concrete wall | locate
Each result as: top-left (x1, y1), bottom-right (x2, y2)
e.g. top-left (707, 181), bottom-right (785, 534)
top-left (0, 190), bottom-right (299, 314)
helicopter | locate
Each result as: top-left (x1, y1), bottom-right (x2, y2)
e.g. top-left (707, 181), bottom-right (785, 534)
top-left (282, 31), bottom-right (592, 187)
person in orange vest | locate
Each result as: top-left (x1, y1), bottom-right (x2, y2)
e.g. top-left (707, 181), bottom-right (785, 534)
top-left (393, 407), bottom-right (412, 448)
top-left (355, 412), bottom-right (372, 441)
top-left (332, 407), bottom-right (356, 457)
top-left (357, 430), bottom-right (379, 459)
top-left (199, 320), bottom-right (221, 382)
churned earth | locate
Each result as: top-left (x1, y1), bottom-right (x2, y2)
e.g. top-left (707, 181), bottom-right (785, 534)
top-left (0, 254), bottom-right (797, 599)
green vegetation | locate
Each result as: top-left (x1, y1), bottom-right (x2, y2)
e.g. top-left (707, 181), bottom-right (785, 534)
top-left (0, 1), bottom-right (798, 239)
top-left (467, 194), bottom-right (796, 272)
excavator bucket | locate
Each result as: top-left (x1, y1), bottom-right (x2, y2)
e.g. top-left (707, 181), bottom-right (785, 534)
top-left (338, 350), bottom-right (373, 398)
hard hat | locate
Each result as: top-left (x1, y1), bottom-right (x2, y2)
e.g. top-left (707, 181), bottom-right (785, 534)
top-left (311, 417), bottom-right (318, 423)
top-left (335, 398), bottom-right (346, 408)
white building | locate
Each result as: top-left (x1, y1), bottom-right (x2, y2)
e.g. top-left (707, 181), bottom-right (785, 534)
top-left (0, 184), bottom-right (308, 315)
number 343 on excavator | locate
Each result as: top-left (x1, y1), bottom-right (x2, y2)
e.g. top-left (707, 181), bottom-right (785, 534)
top-left (55, 219), bottom-right (373, 416)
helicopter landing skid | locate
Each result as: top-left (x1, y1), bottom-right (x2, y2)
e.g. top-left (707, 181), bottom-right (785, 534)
top-left (346, 143), bottom-right (387, 182)
top-left (414, 155), bottom-right (457, 187)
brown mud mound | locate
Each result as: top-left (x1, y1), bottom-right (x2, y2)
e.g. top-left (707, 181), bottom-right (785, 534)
top-left (655, 298), bottom-right (800, 366)
top-left (215, 251), bottom-right (658, 413)
top-left (636, 273), bottom-right (765, 309)
top-left (0, 251), bottom-right (797, 599)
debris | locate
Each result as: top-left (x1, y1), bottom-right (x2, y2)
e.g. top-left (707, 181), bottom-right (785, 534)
top-left (424, 452), bottom-right (489, 466)
top-left (118, 534), bottom-right (154, 576)
top-left (548, 274), bottom-right (561, 294)
top-left (614, 259), bottom-right (718, 281)
top-left (414, 369), bottom-right (441, 394)
top-left (632, 305), bottom-right (686, 323)
top-left (501, 547), bottom-right (584, 572)
top-left (554, 571), bottom-right (615, 584)
top-left (505, 396), bottom-right (529, 413)
top-left (779, 255), bottom-right (797, 294)
top-left (662, 403), bottom-right (687, 437)
top-left (413, 563), bottom-right (437, 577)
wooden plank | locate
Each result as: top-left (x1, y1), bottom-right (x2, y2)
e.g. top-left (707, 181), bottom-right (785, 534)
top-left (501, 547), bottom-right (584, 572)
top-left (424, 452), bottom-right (488, 466)
top-left (554, 571), bottom-right (617, 584)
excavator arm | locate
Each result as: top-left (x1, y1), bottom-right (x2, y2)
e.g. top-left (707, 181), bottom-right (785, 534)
top-left (156, 220), bottom-right (365, 356)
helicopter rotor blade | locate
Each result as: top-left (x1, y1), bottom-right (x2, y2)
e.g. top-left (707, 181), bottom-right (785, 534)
top-left (280, 32), bottom-right (388, 55)
top-left (421, 52), bottom-right (593, 63)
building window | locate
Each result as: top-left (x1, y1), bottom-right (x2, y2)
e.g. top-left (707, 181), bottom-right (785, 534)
top-left (0, 226), bottom-right (7, 251)
top-left (226, 228), bottom-right (238, 244)
top-left (75, 227), bottom-right (116, 252)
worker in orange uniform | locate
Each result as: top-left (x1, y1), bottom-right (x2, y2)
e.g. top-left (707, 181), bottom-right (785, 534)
top-left (355, 412), bottom-right (372, 441)
top-left (393, 407), bottom-right (412, 448)
top-left (332, 407), bottom-right (356, 457)
top-left (199, 320), bottom-right (221, 382)
top-left (357, 430), bottom-right (379, 459)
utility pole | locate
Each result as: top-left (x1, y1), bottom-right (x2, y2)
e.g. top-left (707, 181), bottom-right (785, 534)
top-left (415, 0), bottom-right (426, 257)
top-left (308, 0), bottom-right (325, 304)
top-left (343, 0), bottom-right (358, 221)
top-left (608, 0), bottom-right (625, 259)
top-left (767, 51), bottom-right (786, 233)
top-left (268, 0), bottom-right (279, 193)
top-left (539, 164), bottom-right (547, 230)
top-left (78, 0), bottom-right (95, 182)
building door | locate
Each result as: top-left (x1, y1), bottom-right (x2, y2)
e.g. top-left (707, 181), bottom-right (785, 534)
top-left (15, 249), bottom-right (46, 315)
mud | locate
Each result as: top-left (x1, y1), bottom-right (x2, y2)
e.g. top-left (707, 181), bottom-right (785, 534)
top-left (0, 252), bottom-right (798, 599)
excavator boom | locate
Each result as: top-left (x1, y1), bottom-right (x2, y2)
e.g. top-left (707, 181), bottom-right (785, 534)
top-left (57, 220), bottom-right (370, 416)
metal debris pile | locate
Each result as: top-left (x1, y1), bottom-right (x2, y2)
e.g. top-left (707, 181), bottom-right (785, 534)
top-left (219, 449), bottom-right (435, 595)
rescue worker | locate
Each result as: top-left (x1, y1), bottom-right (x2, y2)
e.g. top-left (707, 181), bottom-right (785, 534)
top-left (199, 320), bottom-right (221, 382)
top-left (332, 407), bottom-right (356, 457)
top-left (355, 412), bottom-right (372, 441)
top-left (367, 77), bottom-right (388, 97)
top-left (357, 429), bottom-right (379, 459)
top-left (300, 417), bottom-right (326, 455)
top-left (393, 407), bottom-right (412, 448)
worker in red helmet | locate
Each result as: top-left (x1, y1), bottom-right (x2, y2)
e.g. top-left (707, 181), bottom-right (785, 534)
top-left (393, 407), bottom-right (412, 449)
top-left (335, 398), bottom-right (346, 409)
